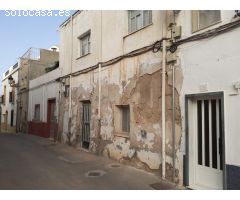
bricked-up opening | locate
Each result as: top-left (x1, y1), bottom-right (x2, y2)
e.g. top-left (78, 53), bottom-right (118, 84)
top-left (115, 105), bottom-right (130, 135)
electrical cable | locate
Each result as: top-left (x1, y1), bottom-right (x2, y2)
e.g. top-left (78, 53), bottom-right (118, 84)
top-left (59, 19), bottom-right (240, 81)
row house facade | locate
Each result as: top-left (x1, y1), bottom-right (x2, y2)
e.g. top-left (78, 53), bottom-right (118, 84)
top-left (25, 10), bottom-right (240, 190)
top-left (28, 67), bottom-right (61, 139)
top-left (17, 47), bottom-right (59, 133)
top-left (0, 63), bottom-right (19, 133)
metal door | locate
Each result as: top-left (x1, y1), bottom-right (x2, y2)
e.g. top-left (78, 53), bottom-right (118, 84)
top-left (188, 97), bottom-right (224, 189)
top-left (81, 102), bottom-right (91, 149)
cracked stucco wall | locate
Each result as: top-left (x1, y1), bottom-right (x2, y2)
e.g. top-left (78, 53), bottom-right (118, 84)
top-left (58, 51), bottom-right (183, 183)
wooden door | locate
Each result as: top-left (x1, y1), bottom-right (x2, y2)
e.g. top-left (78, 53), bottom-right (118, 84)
top-left (47, 99), bottom-right (57, 140)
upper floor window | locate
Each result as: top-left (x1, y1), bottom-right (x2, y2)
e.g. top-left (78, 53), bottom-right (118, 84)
top-left (128, 10), bottom-right (152, 33)
top-left (9, 92), bottom-right (13, 103)
top-left (192, 10), bottom-right (221, 32)
top-left (79, 31), bottom-right (91, 57)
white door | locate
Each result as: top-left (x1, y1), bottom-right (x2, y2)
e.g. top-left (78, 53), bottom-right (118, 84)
top-left (188, 97), bottom-right (223, 189)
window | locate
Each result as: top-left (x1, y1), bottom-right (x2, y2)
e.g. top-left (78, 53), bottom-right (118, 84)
top-left (34, 104), bottom-right (40, 121)
top-left (128, 10), bottom-right (152, 33)
top-left (79, 31), bottom-right (91, 57)
top-left (192, 10), bottom-right (221, 32)
top-left (9, 92), bottom-right (13, 103)
top-left (10, 110), bottom-right (14, 127)
top-left (64, 85), bottom-right (70, 97)
top-left (115, 105), bottom-right (130, 135)
top-left (121, 105), bottom-right (130, 133)
top-left (3, 85), bottom-right (6, 104)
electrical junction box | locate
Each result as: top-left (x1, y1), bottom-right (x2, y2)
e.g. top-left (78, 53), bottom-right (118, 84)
top-left (166, 52), bottom-right (177, 64)
top-left (173, 26), bottom-right (182, 39)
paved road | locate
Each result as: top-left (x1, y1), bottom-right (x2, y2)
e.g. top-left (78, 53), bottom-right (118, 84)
top-left (0, 133), bottom-right (178, 190)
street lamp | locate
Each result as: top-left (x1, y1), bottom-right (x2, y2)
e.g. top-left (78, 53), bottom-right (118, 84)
top-left (8, 75), bottom-right (14, 84)
top-left (8, 75), bottom-right (19, 87)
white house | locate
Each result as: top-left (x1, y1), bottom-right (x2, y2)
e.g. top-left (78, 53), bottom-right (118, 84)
top-left (28, 68), bottom-right (61, 139)
top-left (0, 62), bottom-right (19, 133)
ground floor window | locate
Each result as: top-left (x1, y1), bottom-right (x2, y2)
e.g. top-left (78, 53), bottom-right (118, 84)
top-left (34, 104), bottom-right (40, 121)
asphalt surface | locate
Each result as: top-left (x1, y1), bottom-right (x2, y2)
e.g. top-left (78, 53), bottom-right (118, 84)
top-left (0, 133), bottom-right (179, 190)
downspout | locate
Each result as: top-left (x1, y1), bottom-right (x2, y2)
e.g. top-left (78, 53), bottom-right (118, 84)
top-left (57, 81), bottom-right (61, 142)
top-left (171, 11), bottom-right (177, 183)
top-left (98, 11), bottom-right (102, 121)
top-left (172, 64), bottom-right (176, 182)
top-left (68, 15), bottom-right (73, 138)
top-left (161, 11), bottom-right (167, 180)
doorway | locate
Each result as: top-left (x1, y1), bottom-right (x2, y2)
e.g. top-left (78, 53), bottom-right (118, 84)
top-left (47, 99), bottom-right (57, 140)
top-left (81, 101), bottom-right (91, 149)
top-left (186, 92), bottom-right (225, 189)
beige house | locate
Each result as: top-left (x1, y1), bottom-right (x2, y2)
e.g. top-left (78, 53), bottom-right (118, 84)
top-left (17, 47), bottom-right (59, 133)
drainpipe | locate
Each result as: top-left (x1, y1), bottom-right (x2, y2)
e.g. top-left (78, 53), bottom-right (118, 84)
top-left (161, 11), bottom-right (167, 180)
top-left (98, 11), bottom-right (102, 121)
top-left (172, 64), bottom-right (176, 182)
top-left (56, 81), bottom-right (61, 142)
top-left (68, 15), bottom-right (73, 137)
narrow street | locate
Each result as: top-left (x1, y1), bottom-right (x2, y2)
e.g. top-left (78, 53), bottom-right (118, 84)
top-left (0, 133), bottom-right (177, 190)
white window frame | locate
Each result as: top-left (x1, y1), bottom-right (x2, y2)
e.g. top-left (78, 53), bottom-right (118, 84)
top-left (79, 31), bottom-right (91, 57)
top-left (128, 10), bottom-right (152, 33)
top-left (192, 10), bottom-right (221, 33)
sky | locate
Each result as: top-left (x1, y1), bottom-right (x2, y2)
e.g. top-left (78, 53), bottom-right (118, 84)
top-left (0, 10), bottom-right (73, 91)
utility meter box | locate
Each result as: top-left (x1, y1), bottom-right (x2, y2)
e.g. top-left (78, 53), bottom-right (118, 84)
top-left (166, 53), bottom-right (177, 64)
top-left (173, 26), bottom-right (182, 39)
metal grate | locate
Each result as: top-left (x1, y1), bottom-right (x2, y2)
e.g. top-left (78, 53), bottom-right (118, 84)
top-left (82, 101), bottom-right (91, 149)
top-left (110, 164), bottom-right (120, 168)
top-left (150, 182), bottom-right (176, 190)
top-left (85, 170), bottom-right (106, 178)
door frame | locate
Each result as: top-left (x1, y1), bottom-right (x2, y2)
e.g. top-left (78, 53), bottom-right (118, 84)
top-left (80, 100), bottom-right (91, 149)
top-left (47, 98), bottom-right (57, 139)
top-left (184, 91), bottom-right (226, 189)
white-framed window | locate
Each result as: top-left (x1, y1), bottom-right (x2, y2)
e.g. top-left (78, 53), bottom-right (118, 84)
top-left (192, 10), bottom-right (221, 32)
top-left (128, 10), bottom-right (152, 33)
top-left (79, 31), bottom-right (91, 57)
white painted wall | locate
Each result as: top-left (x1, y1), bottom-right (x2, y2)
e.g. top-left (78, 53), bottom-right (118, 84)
top-left (177, 11), bottom-right (240, 166)
top-left (1, 65), bottom-right (19, 127)
top-left (59, 11), bottom-right (164, 76)
top-left (28, 68), bottom-right (61, 122)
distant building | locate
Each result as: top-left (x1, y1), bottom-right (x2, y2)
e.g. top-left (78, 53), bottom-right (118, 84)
top-left (17, 47), bottom-right (59, 133)
top-left (0, 62), bottom-right (19, 133)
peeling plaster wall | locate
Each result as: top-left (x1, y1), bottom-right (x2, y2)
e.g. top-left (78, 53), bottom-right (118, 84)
top-left (58, 50), bottom-right (183, 183)
top-left (58, 11), bottom-right (183, 184)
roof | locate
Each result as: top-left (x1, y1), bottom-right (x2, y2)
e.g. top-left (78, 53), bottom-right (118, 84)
top-left (59, 10), bottom-right (81, 28)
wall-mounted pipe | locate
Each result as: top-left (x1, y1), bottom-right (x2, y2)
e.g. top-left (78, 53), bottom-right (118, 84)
top-left (172, 64), bottom-right (176, 182)
top-left (69, 15), bottom-right (73, 130)
top-left (161, 11), bottom-right (167, 180)
top-left (98, 11), bottom-right (103, 120)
